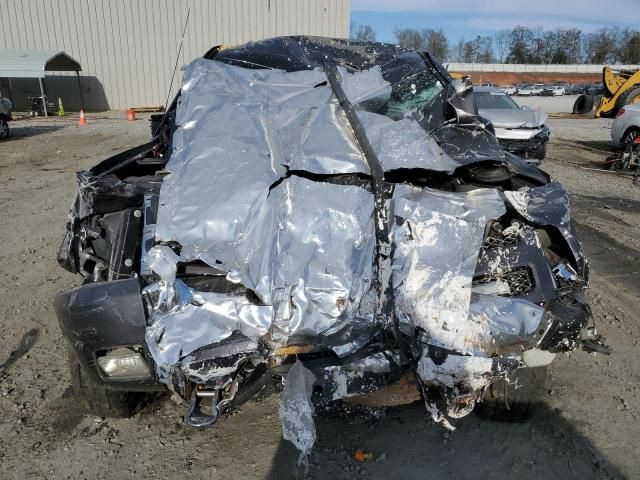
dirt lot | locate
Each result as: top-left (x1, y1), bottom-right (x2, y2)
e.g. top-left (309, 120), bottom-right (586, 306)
top-left (0, 110), bottom-right (639, 479)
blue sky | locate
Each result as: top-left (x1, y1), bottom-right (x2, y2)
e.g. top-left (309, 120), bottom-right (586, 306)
top-left (351, 0), bottom-right (640, 44)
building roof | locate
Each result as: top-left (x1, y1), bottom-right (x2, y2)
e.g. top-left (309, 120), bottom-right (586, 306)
top-left (0, 49), bottom-right (81, 78)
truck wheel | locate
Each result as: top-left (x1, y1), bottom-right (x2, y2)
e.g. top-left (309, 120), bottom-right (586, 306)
top-left (68, 349), bottom-right (143, 418)
top-left (573, 94), bottom-right (593, 114)
top-left (476, 367), bottom-right (547, 422)
top-left (0, 117), bottom-right (9, 139)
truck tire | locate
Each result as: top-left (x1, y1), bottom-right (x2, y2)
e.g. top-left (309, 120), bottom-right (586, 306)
top-left (68, 349), bottom-right (143, 418)
top-left (476, 367), bottom-right (547, 422)
top-left (573, 94), bottom-right (593, 114)
top-left (0, 117), bottom-right (9, 139)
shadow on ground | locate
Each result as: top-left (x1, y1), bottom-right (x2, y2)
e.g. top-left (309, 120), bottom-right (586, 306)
top-left (0, 328), bottom-right (39, 373)
top-left (571, 140), bottom-right (617, 153)
top-left (265, 402), bottom-right (623, 480)
top-left (5, 124), bottom-right (65, 140)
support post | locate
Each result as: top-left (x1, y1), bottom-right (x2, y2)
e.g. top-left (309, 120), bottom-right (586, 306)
top-left (38, 77), bottom-right (47, 117)
top-left (75, 71), bottom-right (85, 110)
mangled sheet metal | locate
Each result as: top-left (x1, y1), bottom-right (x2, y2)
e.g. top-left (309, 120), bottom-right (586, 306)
top-left (150, 60), bottom-right (503, 360)
top-left (52, 37), bottom-right (594, 464)
top-left (135, 52), bottom-right (584, 455)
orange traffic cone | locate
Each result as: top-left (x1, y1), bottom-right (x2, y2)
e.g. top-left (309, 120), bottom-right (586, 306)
top-left (78, 109), bottom-right (87, 126)
top-left (127, 108), bottom-right (136, 121)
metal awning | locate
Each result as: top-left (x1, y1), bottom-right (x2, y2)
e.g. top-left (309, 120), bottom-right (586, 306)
top-left (0, 49), bottom-right (81, 78)
top-left (0, 49), bottom-right (83, 116)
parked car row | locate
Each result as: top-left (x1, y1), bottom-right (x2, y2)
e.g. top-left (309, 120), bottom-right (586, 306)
top-left (496, 83), bottom-right (603, 97)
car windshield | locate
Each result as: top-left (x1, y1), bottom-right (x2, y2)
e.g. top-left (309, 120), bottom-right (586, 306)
top-left (475, 91), bottom-right (520, 110)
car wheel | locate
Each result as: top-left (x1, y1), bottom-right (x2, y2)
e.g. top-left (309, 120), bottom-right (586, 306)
top-left (476, 367), bottom-right (547, 422)
top-left (622, 127), bottom-right (640, 146)
top-left (0, 117), bottom-right (9, 139)
top-left (68, 348), bottom-right (145, 418)
top-left (573, 94), bottom-right (594, 114)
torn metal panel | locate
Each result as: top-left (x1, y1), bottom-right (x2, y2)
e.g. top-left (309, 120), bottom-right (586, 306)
top-left (357, 112), bottom-right (460, 172)
top-left (467, 294), bottom-right (546, 351)
top-left (232, 177), bottom-right (377, 347)
top-left (391, 185), bottom-right (506, 355)
top-left (504, 181), bottom-right (571, 226)
top-left (339, 64), bottom-right (392, 108)
top-left (432, 123), bottom-right (510, 164)
top-left (145, 176), bottom-right (378, 372)
top-left (144, 280), bottom-right (272, 377)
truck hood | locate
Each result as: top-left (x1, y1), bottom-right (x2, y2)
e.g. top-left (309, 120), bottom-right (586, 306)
top-left (479, 108), bottom-right (547, 129)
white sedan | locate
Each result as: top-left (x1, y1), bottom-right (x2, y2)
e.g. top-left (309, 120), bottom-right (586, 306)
top-left (500, 85), bottom-right (517, 95)
top-left (530, 84), bottom-right (545, 95)
top-left (542, 86), bottom-right (565, 96)
top-left (611, 104), bottom-right (640, 147)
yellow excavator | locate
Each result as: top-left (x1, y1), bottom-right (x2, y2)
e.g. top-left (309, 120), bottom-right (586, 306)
top-left (573, 66), bottom-right (640, 117)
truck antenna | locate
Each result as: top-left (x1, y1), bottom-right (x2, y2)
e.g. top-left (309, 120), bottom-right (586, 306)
top-left (165, 8), bottom-right (191, 110)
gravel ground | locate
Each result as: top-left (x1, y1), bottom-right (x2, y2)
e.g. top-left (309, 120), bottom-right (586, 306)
top-left (0, 111), bottom-right (639, 479)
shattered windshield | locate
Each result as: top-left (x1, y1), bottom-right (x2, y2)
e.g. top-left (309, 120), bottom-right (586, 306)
top-left (213, 37), bottom-right (445, 121)
top-left (365, 52), bottom-right (444, 119)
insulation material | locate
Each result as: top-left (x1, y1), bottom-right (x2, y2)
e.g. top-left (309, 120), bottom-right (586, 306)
top-left (416, 354), bottom-right (495, 392)
top-left (279, 360), bottom-right (317, 465)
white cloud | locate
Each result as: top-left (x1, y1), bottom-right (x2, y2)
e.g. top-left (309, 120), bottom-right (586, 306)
top-left (351, 0), bottom-right (640, 26)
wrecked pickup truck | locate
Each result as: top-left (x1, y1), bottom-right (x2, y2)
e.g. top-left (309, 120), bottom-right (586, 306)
top-left (55, 37), bottom-right (592, 452)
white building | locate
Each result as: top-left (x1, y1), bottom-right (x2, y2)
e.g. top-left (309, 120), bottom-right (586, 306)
top-left (0, 0), bottom-right (351, 110)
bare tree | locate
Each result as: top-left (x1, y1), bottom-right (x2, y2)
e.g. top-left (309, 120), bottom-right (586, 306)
top-left (394, 28), bottom-right (424, 50)
top-left (351, 24), bottom-right (376, 42)
top-left (585, 28), bottom-right (617, 63)
top-left (452, 38), bottom-right (466, 62)
top-left (615, 27), bottom-right (640, 63)
top-left (494, 30), bottom-right (510, 63)
top-left (506, 26), bottom-right (534, 63)
top-left (422, 29), bottom-right (449, 62)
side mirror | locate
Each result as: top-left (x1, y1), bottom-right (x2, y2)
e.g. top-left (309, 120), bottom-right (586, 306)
top-left (521, 105), bottom-right (531, 110)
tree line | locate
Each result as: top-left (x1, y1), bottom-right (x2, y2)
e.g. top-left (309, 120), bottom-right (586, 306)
top-left (350, 24), bottom-right (640, 65)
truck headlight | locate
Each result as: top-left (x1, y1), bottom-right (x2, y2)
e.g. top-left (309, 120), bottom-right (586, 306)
top-left (97, 348), bottom-right (152, 380)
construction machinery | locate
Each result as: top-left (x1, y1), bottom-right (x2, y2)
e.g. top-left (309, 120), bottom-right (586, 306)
top-left (574, 66), bottom-right (640, 117)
